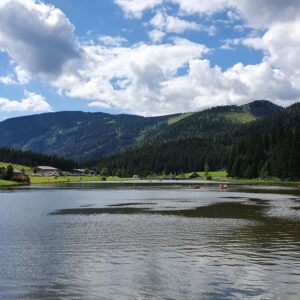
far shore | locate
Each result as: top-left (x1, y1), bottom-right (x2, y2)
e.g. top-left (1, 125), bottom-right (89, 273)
top-left (0, 171), bottom-right (300, 188)
top-left (29, 174), bottom-right (300, 188)
top-left (1, 175), bottom-right (299, 189)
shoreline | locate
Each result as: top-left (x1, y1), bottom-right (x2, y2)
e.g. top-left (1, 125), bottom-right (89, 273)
top-left (20, 179), bottom-right (300, 188)
top-left (1, 176), bottom-right (299, 188)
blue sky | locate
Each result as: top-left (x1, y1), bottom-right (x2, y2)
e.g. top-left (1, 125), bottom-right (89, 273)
top-left (0, 0), bottom-right (299, 120)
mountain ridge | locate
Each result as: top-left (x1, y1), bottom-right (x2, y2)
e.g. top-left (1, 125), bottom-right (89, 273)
top-left (0, 100), bottom-right (286, 160)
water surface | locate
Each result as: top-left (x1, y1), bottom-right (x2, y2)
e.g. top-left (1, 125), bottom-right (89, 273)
top-left (1, 183), bottom-right (300, 299)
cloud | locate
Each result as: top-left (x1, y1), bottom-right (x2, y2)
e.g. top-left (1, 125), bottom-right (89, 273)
top-left (98, 35), bottom-right (128, 47)
top-left (114, 0), bottom-right (163, 18)
top-left (0, 91), bottom-right (52, 112)
top-left (14, 66), bottom-right (31, 84)
top-left (231, 0), bottom-right (300, 28)
top-left (162, 59), bottom-right (299, 111)
top-left (0, 66), bottom-right (30, 85)
top-left (148, 29), bottom-right (166, 43)
top-left (171, 0), bottom-right (300, 28)
top-left (0, 74), bottom-right (15, 85)
top-left (52, 36), bottom-right (300, 115)
top-left (111, 0), bottom-right (300, 113)
top-left (263, 19), bottom-right (300, 76)
top-left (52, 38), bottom-right (209, 115)
top-left (149, 11), bottom-right (215, 35)
top-left (113, 0), bottom-right (300, 29)
top-left (113, 0), bottom-right (229, 18)
top-left (221, 36), bottom-right (266, 51)
top-left (1, 0), bottom-right (300, 116)
top-left (171, 0), bottom-right (229, 15)
top-left (0, 0), bottom-right (79, 78)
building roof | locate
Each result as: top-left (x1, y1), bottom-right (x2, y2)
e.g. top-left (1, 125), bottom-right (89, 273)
top-left (188, 172), bottom-right (200, 178)
top-left (73, 169), bottom-right (86, 172)
top-left (37, 166), bottom-right (58, 170)
top-left (13, 168), bottom-right (23, 174)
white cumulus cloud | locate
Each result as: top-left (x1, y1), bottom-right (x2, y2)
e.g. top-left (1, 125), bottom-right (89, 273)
top-left (149, 11), bottom-right (206, 34)
top-left (114, 0), bottom-right (163, 18)
top-left (98, 35), bottom-right (128, 47)
top-left (0, 0), bottom-right (79, 78)
top-left (0, 74), bottom-right (15, 85)
top-left (1, 0), bottom-right (300, 116)
top-left (148, 29), bottom-right (166, 43)
top-left (171, 0), bottom-right (229, 15)
top-left (52, 38), bottom-right (209, 115)
top-left (0, 91), bottom-right (52, 112)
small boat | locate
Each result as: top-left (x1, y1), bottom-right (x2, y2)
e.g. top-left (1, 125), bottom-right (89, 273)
top-left (189, 185), bottom-right (201, 189)
top-left (219, 184), bottom-right (227, 190)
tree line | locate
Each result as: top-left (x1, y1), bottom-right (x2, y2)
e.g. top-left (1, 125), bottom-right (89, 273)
top-left (92, 103), bottom-right (300, 180)
top-left (91, 136), bottom-right (229, 177)
top-left (0, 147), bottom-right (77, 171)
top-left (0, 103), bottom-right (299, 180)
top-left (228, 126), bottom-right (300, 180)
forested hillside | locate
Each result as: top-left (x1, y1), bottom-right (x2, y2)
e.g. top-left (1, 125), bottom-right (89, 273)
top-left (0, 147), bottom-right (77, 171)
top-left (0, 100), bottom-right (299, 179)
top-left (0, 100), bottom-right (282, 161)
top-left (94, 102), bottom-right (300, 179)
top-left (139, 100), bottom-right (282, 142)
top-left (228, 103), bottom-right (300, 179)
top-left (90, 136), bottom-right (229, 177)
top-left (0, 111), bottom-right (170, 160)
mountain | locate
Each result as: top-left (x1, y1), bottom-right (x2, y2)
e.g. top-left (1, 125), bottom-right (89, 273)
top-left (0, 147), bottom-right (77, 171)
top-left (0, 100), bottom-right (284, 161)
top-left (93, 102), bottom-right (299, 177)
top-left (227, 102), bottom-right (300, 180)
top-left (139, 100), bottom-right (283, 142)
top-left (241, 100), bottom-right (283, 117)
top-left (0, 111), bottom-right (171, 160)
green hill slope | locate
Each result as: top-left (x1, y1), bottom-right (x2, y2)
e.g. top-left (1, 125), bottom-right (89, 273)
top-left (139, 100), bottom-right (283, 142)
top-left (0, 100), bottom-right (283, 161)
top-left (0, 111), bottom-right (170, 160)
top-left (93, 102), bottom-right (299, 177)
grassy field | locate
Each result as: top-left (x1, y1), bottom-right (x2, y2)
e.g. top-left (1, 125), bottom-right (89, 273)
top-left (30, 176), bottom-right (105, 184)
top-left (224, 177), bottom-right (300, 187)
top-left (167, 113), bottom-right (193, 125)
top-left (0, 162), bottom-right (33, 173)
top-left (0, 162), bottom-right (31, 187)
top-left (180, 171), bottom-right (300, 187)
top-left (0, 179), bottom-right (20, 187)
top-left (224, 112), bottom-right (256, 124)
top-left (29, 176), bottom-right (137, 185)
top-left (0, 161), bottom-right (298, 188)
top-left (183, 170), bottom-right (227, 179)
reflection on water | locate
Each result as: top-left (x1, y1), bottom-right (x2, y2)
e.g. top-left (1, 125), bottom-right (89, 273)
top-left (0, 184), bottom-right (300, 299)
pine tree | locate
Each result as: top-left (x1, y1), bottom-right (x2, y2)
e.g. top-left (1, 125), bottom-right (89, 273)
top-left (5, 165), bottom-right (14, 180)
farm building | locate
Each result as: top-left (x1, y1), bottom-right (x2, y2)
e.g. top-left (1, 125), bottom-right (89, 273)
top-left (13, 169), bottom-right (28, 181)
top-left (37, 166), bottom-right (59, 176)
top-left (73, 169), bottom-right (96, 176)
top-left (73, 169), bottom-right (86, 175)
top-left (188, 172), bottom-right (200, 179)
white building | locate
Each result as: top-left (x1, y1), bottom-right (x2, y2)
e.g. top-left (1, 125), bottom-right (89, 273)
top-left (37, 166), bottom-right (59, 176)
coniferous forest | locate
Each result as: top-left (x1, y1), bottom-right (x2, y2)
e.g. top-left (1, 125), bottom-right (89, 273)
top-left (228, 126), bottom-right (300, 179)
top-left (0, 147), bottom-right (77, 171)
top-left (93, 102), bottom-right (300, 179)
top-left (0, 101), bottom-right (299, 180)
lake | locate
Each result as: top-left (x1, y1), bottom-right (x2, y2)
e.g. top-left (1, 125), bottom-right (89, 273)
top-left (1, 182), bottom-right (300, 299)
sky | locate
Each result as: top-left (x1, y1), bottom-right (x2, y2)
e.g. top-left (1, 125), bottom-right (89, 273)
top-left (0, 0), bottom-right (299, 120)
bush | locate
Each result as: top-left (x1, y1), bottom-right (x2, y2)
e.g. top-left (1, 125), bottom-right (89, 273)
top-left (5, 165), bottom-right (14, 180)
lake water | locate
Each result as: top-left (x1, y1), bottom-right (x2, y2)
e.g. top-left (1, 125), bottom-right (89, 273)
top-left (1, 182), bottom-right (300, 299)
